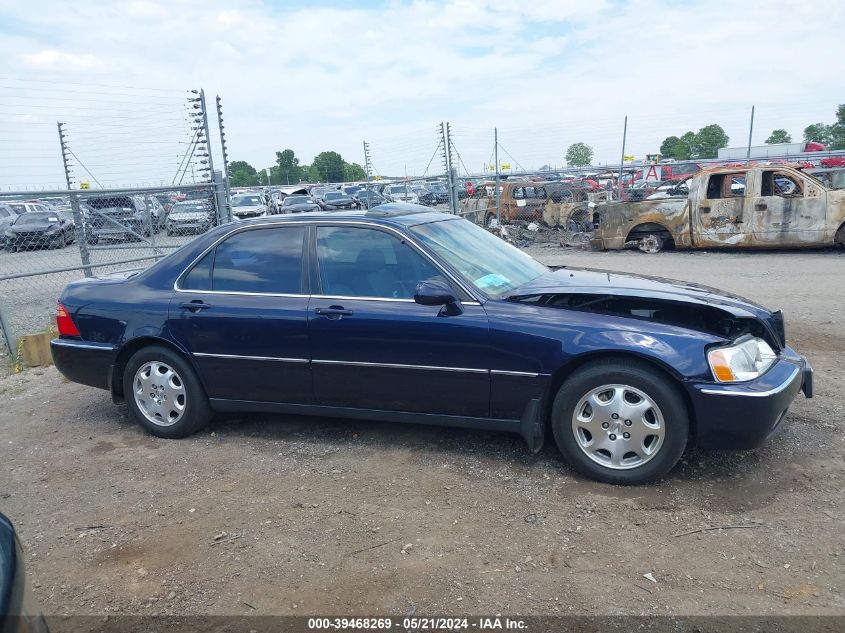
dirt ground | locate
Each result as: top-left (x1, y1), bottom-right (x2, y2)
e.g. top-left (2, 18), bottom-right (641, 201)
top-left (1, 247), bottom-right (843, 618)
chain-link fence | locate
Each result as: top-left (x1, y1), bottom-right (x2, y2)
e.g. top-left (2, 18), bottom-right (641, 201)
top-left (0, 182), bottom-right (225, 374)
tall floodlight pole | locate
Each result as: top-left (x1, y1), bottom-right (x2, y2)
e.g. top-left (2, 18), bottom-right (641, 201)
top-left (746, 105), bottom-right (755, 161)
top-left (617, 115), bottom-right (628, 200)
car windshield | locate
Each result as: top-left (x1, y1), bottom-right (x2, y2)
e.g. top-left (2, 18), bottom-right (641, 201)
top-left (411, 219), bottom-right (547, 298)
top-left (233, 195), bottom-right (261, 206)
top-left (388, 185), bottom-right (411, 193)
top-left (429, 183), bottom-right (446, 191)
top-left (15, 212), bottom-right (58, 226)
top-left (284, 196), bottom-right (309, 205)
top-left (324, 192), bottom-right (345, 200)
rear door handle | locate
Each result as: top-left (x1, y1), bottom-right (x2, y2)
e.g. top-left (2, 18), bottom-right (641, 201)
top-left (755, 203), bottom-right (767, 210)
top-left (179, 301), bottom-right (211, 312)
top-left (699, 206), bottom-right (711, 214)
top-left (315, 306), bottom-right (353, 319)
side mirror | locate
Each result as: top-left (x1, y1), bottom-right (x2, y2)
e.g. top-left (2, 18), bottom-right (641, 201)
top-left (414, 278), bottom-right (461, 315)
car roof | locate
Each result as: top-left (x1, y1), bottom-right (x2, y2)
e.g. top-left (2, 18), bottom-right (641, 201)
top-left (234, 203), bottom-right (455, 228)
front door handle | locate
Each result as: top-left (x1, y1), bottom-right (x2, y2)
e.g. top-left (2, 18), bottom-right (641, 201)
top-left (179, 301), bottom-right (211, 312)
top-left (315, 306), bottom-right (353, 319)
top-left (755, 203), bottom-right (767, 210)
top-left (699, 206), bottom-right (711, 214)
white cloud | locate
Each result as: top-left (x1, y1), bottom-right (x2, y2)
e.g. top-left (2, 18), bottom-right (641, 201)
top-left (1, 0), bottom-right (844, 185)
top-left (20, 49), bottom-right (105, 70)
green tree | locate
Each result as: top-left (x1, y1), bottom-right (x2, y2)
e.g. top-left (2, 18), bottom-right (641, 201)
top-left (671, 132), bottom-right (696, 160)
top-left (308, 151), bottom-right (345, 182)
top-left (228, 160), bottom-right (259, 187)
top-left (803, 122), bottom-right (833, 145)
top-left (693, 124), bottom-right (729, 159)
top-left (343, 162), bottom-right (366, 181)
top-left (272, 149), bottom-right (304, 185)
top-left (830, 104), bottom-right (845, 149)
top-left (765, 129), bottom-right (792, 144)
top-left (565, 142), bottom-right (593, 167)
top-left (659, 136), bottom-right (680, 157)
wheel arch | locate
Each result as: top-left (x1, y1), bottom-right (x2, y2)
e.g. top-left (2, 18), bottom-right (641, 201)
top-left (539, 351), bottom-right (698, 445)
top-left (110, 335), bottom-right (198, 403)
top-left (625, 222), bottom-right (674, 242)
top-left (835, 220), bottom-right (845, 247)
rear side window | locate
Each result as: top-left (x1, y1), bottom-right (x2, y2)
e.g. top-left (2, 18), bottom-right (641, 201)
top-left (180, 226), bottom-right (305, 293)
top-left (212, 227), bottom-right (305, 294)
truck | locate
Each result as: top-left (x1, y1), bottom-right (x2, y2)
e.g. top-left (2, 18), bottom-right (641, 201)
top-left (590, 165), bottom-right (845, 253)
top-left (717, 142), bottom-right (826, 160)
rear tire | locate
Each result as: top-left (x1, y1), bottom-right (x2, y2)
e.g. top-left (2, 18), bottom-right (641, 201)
top-left (637, 233), bottom-right (665, 254)
top-left (123, 345), bottom-right (213, 439)
top-left (551, 358), bottom-right (689, 485)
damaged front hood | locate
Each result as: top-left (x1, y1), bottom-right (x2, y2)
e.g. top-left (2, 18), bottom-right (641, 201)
top-left (512, 268), bottom-right (769, 317)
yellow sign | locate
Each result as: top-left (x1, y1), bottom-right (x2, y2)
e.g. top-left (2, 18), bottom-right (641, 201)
top-left (623, 155), bottom-right (634, 162)
top-left (79, 180), bottom-right (90, 189)
top-left (374, 175), bottom-right (382, 181)
top-left (488, 164), bottom-right (496, 171)
top-left (501, 163), bottom-right (511, 170)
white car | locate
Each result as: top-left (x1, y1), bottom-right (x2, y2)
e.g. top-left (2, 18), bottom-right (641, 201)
top-left (230, 194), bottom-right (267, 221)
top-left (383, 184), bottom-right (419, 204)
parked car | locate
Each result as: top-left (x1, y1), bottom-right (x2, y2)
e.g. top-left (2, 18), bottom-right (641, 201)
top-left (383, 183), bottom-right (419, 204)
top-left (427, 182), bottom-right (450, 204)
top-left (308, 186), bottom-right (328, 200)
top-left (341, 185), bottom-right (363, 197)
top-left (4, 211), bottom-right (75, 251)
top-left (412, 186), bottom-right (437, 207)
top-left (0, 513), bottom-right (50, 633)
top-left (317, 191), bottom-right (356, 211)
top-left (277, 195), bottom-right (320, 214)
top-left (353, 189), bottom-right (389, 209)
top-left (230, 194), bottom-right (267, 221)
top-left (165, 200), bottom-right (215, 236)
top-left (0, 203), bottom-right (17, 234)
top-left (50, 203), bottom-right (812, 485)
top-left (84, 195), bottom-right (157, 244)
top-left (592, 165), bottom-right (845, 253)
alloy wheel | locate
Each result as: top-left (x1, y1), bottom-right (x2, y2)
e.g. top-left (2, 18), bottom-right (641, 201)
top-left (133, 361), bottom-right (187, 427)
top-left (571, 384), bottom-right (665, 470)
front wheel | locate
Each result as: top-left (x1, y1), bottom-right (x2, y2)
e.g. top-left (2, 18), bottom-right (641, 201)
top-left (551, 358), bottom-right (689, 484)
top-left (123, 345), bottom-right (213, 438)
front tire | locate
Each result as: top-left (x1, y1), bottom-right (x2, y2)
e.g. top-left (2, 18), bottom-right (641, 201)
top-left (551, 358), bottom-right (689, 484)
top-left (123, 345), bottom-right (213, 438)
top-left (637, 233), bottom-right (665, 254)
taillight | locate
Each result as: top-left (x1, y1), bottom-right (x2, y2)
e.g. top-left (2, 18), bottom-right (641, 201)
top-left (56, 303), bottom-right (80, 337)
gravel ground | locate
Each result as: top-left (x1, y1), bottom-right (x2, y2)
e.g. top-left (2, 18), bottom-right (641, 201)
top-left (0, 246), bottom-right (843, 619)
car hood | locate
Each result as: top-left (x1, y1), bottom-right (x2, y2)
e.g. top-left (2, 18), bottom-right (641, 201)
top-left (232, 206), bottom-right (264, 215)
top-left (8, 222), bottom-right (57, 233)
top-left (285, 203), bottom-right (319, 211)
top-left (169, 211), bottom-right (210, 220)
top-left (324, 199), bottom-right (353, 205)
top-left (511, 268), bottom-right (770, 318)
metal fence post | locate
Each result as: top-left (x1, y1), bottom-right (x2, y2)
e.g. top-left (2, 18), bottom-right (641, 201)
top-left (0, 300), bottom-right (15, 361)
top-left (494, 127), bottom-right (501, 224)
top-left (69, 192), bottom-right (93, 277)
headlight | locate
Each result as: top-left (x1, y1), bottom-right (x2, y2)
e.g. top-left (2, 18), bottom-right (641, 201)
top-left (708, 336), bottom-right (776, 382)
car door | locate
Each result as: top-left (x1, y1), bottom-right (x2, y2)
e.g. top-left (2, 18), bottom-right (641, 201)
top-left (167, 224), bottom-right (312, 404)
top-left (308, 223), bottom-right (491, 417)
top-left (752, 170), bottom-right (827, 247)
top-left (692, 171), bottom-right (753, 248)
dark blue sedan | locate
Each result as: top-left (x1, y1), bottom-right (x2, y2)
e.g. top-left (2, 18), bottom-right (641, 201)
top-left (51, 204), bottom-right (812, 484)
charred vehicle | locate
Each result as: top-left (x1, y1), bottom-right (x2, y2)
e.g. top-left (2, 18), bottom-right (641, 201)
top-left (461, 181), bottom-right (593, 230)
top-left (591, 166), bottom-right (845, 253)
top-left (50, 204), bottom-right (811, 485)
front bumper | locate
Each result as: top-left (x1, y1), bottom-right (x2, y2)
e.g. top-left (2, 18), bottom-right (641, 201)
top-left (687, 346), bottom-right (812, 449)
top-left (51, 338), bottom-right (115, 391)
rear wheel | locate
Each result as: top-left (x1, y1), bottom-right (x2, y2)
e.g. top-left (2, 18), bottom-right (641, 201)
top-left (551, 358), bottom-right (689, 484)
top-left (637, 233), bottom-right (665, 254)
top-left (123, 345), bottom-right (213, 438)
top-left (835, 223), bottom-right (845, 249)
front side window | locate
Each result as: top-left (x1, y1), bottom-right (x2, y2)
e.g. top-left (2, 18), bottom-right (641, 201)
top-left (762, 171), bottom-right (803, 198)
top-left (316, 226), bottom-right (443, 299)
top-left (182, 226), bottom-right (305, 294)
top-left (706, 173), bottom-right (746, 199)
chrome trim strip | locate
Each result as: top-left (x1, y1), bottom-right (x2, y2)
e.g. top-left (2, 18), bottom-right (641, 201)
top-left (311, 294), bottom-right (415, 303)
top-left (193, 352), bottom-right (308, 364)
top-left (51, 339), bottom-right (115, 352)
top-left (491, 369), bottom-right (542, 378)
top-left (700, 365), bottom-right (800, 398)
top-left (312, 359), bottom-right (488, 374)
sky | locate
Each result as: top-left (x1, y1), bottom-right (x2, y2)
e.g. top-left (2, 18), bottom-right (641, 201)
top-left (1, 0), bottom-right (844, 187)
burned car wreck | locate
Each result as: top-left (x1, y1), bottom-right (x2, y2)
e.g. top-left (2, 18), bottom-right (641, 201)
top-left (591, 165), bottom-right (845, 253)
